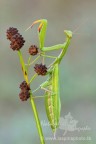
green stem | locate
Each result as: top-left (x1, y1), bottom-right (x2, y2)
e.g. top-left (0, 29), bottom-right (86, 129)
top-left (28, 55), bottom-right (32, 64)
top-left (28, 55), bottom-right (40, 66)
top-left (29, 73), bottom-right (38, 84)
top-left (18, 51), bottom-right (45, 143)
top-left (30, 92), bottom-right (45, 144)
top-left (18, 50), bottom-right (28, 83)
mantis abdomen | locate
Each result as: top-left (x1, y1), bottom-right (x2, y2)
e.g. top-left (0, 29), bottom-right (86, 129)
top-left (45, 64), bottom-right (61, 132)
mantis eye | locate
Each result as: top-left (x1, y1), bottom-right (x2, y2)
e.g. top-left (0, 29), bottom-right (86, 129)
top-left (64, 30), bottom-right (72, 38)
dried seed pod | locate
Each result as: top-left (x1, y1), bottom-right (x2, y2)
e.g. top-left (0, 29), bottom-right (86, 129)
top-left (6, 27), bottom-right (18, 40)
top-left (19, 81), bottom-right (30, 101)
top-left (34, 63), bottom-right (47, 76)
top-left (19, 90), bottom-right (30, 101)
top-left (19, 81), bottom-right (30, 91)
top-left (10, 33), bottom-right (25, 51)
top-left (29, 45), bottom-right (38, 56)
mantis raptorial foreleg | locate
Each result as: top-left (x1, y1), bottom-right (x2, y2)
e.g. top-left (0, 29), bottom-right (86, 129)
top-left (26, 19), bottom-right (72, 65)
top-left (27, 19), bottom-right (72, 64)
top-left (26, 19), bottom-right (47, 49)
top-left (40, 54), bottom-right (57, 59)
top-left (41, 30), bottom-right (72, 65)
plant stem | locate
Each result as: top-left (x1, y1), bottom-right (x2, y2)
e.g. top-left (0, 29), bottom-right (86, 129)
top-left (18, 51), bottom-right (45, 143)
top-left (29, 73), bottom-right (38, 84)
top-left (18, 50), bottom-right (28, 82)
top-left (30, 92), bottom-right (45, 144)
top-left (28, 55), bottom-right (40, 66)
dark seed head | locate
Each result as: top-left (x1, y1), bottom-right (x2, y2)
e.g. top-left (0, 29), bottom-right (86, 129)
top-left (10, 33), bottom-right (25, 51)
top-left (29, 45), bottom-right (38, 56)
top-left (19, 81), bottom-right (30, 101)
top-left (6, 27), bottom-right (18, 40)
top-left (19, 81), bottom-right (30, 91)
top-left (34, 63), bottom-right (47, 76)
top-left (19, 90), bottom-right (30, 101)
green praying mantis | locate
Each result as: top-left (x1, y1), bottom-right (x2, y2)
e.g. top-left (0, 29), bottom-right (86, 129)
top-left (26, 19), bottom-right (72, 132)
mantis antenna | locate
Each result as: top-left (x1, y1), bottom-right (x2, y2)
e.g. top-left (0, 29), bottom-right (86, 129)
top-left (72, 18), bottom-right (89, 34)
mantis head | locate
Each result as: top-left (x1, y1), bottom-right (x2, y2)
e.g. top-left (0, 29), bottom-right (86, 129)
top-left (64, 30), bottom-right (72, 39)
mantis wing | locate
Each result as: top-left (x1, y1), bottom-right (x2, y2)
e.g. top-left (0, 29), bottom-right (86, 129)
top-left (45, 64), bottom-right (61, 132)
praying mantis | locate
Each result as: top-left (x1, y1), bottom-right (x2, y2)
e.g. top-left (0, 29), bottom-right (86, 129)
top-left (27, 19), bottom-right (72, 132)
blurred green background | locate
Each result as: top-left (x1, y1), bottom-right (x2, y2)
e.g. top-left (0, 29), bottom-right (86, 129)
top-left (0, 0), bottom-right (96, 144)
